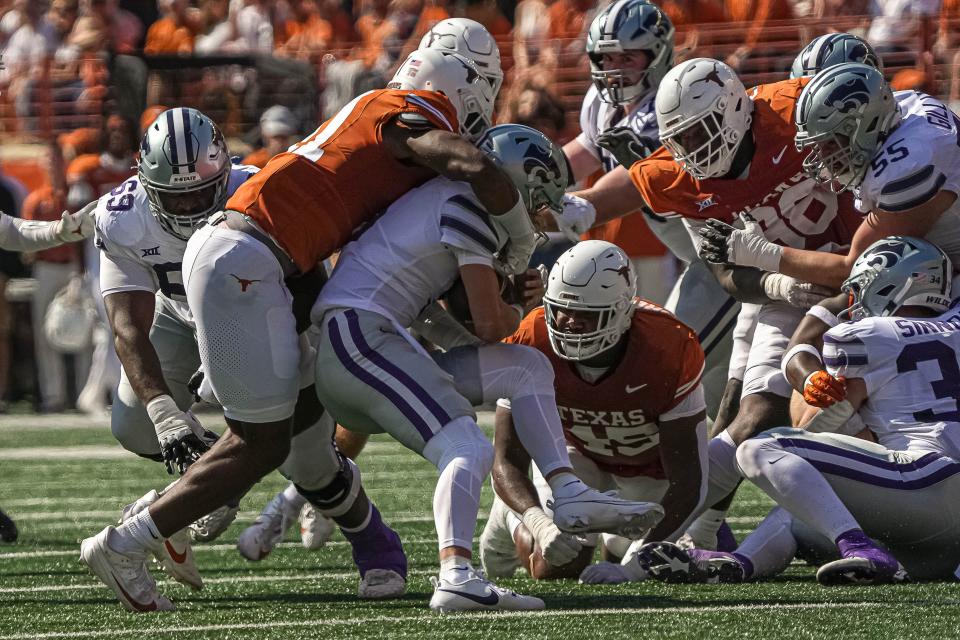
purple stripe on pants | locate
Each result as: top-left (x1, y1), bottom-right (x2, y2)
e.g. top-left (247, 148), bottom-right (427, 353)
top-left (777, 437), bottom-right (945, 473)
top-left (327, 313), bottom-right (436, 442)
top-left (804, 457), bottom-right (960, 490)
top-left (345, 309), bottom-right (452, 427)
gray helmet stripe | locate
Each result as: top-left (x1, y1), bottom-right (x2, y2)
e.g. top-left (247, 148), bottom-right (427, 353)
top-left (181, 108), bottom-right (196, 173)
top-left (166, 110), bottom-right (180, 173)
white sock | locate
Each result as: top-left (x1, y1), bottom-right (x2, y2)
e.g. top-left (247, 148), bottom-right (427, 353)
top-left (735, 507), bottom-right (797, 579)
top-left (510, 391), bottom-right (572, 477)
top-left (705, 430), bottom-right (743, 504)
top-left (546, 471), bottom-right (583, 498)
top-left (440, 554), bottom-right (473, 576)
top-left (111, 508), bottom-right (163, 555)
top-left (282, 483), bottom-right (307, 513)
top-left (684, 508), bottom-right (726, 547)
top-left (505, 509), bottom-right (523, 539)
top-left (736, 436), bottom-right (859, 541)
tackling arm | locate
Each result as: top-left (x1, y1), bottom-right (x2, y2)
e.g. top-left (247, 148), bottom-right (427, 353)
top-left (1, 200), bottom-right (96, 252)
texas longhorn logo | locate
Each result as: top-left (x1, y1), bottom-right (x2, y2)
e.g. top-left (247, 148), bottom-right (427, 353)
top-left (230, 274), bottom-right (261, 292)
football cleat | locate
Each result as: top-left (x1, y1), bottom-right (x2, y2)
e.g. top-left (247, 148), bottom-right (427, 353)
top-left (638, 541), bottom-right (745, 584)
top-left (80, 526), bottom-right (175, 613)
top-left (237, 491), bottom-right (297, 561)
top-left (358, 568), bottom-right (407, 599)
top-left (429, 567), bottom-right (544, 613)
top-left (299, 504), bottom-right (335, 550)
top-left (0, 508), bottom-right (18, 543)
top-left (189, 502), bottom-right (239, 542)
top-left (547, 481), bottom-right (664, 539)
top-left (479, 498), bottom-right (520, 578)
top-left (118, 489), bottom-right (202, 590)
top-left (817, 552), bottom-right (908, 585)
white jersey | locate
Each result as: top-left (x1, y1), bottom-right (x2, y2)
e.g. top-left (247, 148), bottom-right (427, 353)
top-left (316, 176), bottom-right (505, 328)
top-left (822, 309), bottom-right (960, 458)
top-left (857, 91), bottom-right (960, 263)
top-left (95, 165), bottom-right (258, 323)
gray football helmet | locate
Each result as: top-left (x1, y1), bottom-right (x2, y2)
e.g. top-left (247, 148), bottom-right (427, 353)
top-left (842, 236), bottom-right (952, 321)
top-left (138, 107), bottom-right (230, 240)
top-left (477, 124), bottom-right (568, 215)
top-left (795, 63), bottom-right (900, 193)
top-left (790, 33), bottom-right (882, 79)
top-left (587, 0), bottom-right (674, 106)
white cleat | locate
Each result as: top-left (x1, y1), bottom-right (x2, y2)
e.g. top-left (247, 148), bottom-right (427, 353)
top-left (547, 481), bottom-right (664, 539)
top-left (118, 489), bottom-right (203, 590)
top-left (237, 492), bottom-right (295, 561)
top-left (190, 503), bottom-right (239, 543)
top-left (429, 567), bottom-right (544, 613)
top-left (358, 568), bottom-right (406, 599)
top-left (299, 504), bottom-right (335, 550)
top-left (479, 498), bottom-right (520, 578)
top-left (79, 526), bottom-right (175, 613)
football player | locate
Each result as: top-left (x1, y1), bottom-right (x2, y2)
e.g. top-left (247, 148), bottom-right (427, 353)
top-left (420, 17), bottom-right (504, 96)
top-left (478, 240), bottom-right (708, 583)
top-left (559, 0), bottom-right (739, 422)
top-left (789, 32), bottom-right (882, 80)
top-left (639, 237), bottom-right (960, 584)
top-left (700, 63), bottom-right (960, 291)
top-left (313, 125), bottom-right (663, 611)
top-left (78, 51), bottom-right (536, 612)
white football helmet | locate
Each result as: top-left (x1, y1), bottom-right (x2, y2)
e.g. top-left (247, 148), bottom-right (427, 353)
top-left (544, 240), bottom-right (636, 361)
top-left (420, 18), bottom-right (504, 97)
top-left (389, 48), bottom-right (495, 142)
top-left (656, 58), bottom-right (753, 180)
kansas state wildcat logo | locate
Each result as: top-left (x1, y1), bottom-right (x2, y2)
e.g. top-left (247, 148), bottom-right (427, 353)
top-left (864, 240), bottom-right (909, 270)
top-left (825, 76), bottom-right (872, 114)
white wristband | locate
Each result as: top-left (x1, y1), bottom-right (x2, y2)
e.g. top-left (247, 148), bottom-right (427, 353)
top-left (781, 343), bottom-right (823, 382)
top-left (806, 304), bottom-right (840, 328)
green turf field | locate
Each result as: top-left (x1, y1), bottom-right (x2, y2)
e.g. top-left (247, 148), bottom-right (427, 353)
top-left (1, 412), bottom-right (957, 639)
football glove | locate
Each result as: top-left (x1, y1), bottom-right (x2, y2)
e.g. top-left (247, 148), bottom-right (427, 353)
top-left (551, 194), bottom-right (596, 242)
top-left (698, 215), bottom-right (783, 273)
top-left (803, 370), bottom-right (847, 408)
top-left (55, 200), bottom-right (97, 243)
top-left (147, 395), bottom-right (214, 475)
top-left (521, 507), bottom-right (583, 567)
top-left (595, 126), bottom-right (656, 169)
top-left (579, 557), bottom-right (648, 584)
top-left (762, 273), bottom-right (834, 309)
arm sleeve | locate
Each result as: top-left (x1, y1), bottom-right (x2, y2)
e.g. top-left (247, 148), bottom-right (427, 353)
top-left (0, 213), bottom-right (62, 252)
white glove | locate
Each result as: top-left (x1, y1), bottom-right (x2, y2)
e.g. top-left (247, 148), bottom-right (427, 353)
top-left (147, 394), bottom-right (214, 475)
top-left (551, 194), bottom-right (597, 242)
top-left (699, 214), bottom-right (782, 272)
top-left (762, 273), bottom-right (834, 309)
top-left (521, 506), bottom-right (583, 567)
top-left (55, 200), bottom-right (97, 243)
top-left (491, 193), bottom-right (536, 275)
top-left (579, 556), bottom-right (648, 584)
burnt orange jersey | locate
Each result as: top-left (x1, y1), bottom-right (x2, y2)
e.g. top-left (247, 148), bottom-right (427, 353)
top-left (226, 89), bottom-right (458, 273)
top-left (505, 301), bottom-right (704, 476)
top-left (630, 78), bottom-right (862, 253)
top-left (66, 154), bottom-right (131, 197)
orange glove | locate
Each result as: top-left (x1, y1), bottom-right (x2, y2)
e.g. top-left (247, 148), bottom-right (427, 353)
top-left (803, 371), bottom-right (847, 408)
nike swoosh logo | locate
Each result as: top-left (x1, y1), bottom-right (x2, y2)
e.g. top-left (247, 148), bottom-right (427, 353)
top-left (625, 384), bottom-right (647, 393)
top-left (113, 572), bottom-right (159, 612)
top-left (437, 587), bottom-right (499, 606)
top-left (164, 540), bottom-right (188, 564)
top-left (772, 146), bottom-right (787, 165)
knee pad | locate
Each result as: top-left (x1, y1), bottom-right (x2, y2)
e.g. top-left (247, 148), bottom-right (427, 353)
top-left (295, 453), bottom-right (361, 518)
top-left (423, 416), bottom-right (494, 481)
top-left (483, 344), bottom-right (555, 401)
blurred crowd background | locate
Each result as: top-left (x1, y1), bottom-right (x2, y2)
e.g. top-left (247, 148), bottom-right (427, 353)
top-left (0, 0), bottom-right (957, 414)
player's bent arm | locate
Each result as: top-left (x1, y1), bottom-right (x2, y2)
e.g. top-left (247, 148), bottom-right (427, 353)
top-left (572, 165), bottom-right (647, 228)
top-left (459, 263), bottom-right (522, 342)
top-left (562, 138), bottom-right (602, 185)
top-left (777, 191), bottom-right (957, 288)
top-left (491, 404), bottom-right (540, 515)
top-left (782, 293), bottom-right (848, 393)
top-left (105, 290), bottom-right (171, 405)
top-left (705, 261), bottom-right (773, 304)
top-left (382, 125), bottom-right (518, 216)
top-left (646, 407), bottom-right (708, 542)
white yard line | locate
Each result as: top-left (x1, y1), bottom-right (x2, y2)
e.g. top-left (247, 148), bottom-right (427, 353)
top-left (0, 602), bottom-right (944, 640)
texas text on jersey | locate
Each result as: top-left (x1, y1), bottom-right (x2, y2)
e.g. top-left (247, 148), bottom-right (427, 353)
top-left (631, 78), bottom-right (863, 252)
top-left (505, 300), bottom-right (704, 476)
top-left (225, 90), bottom-right (459, 274)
